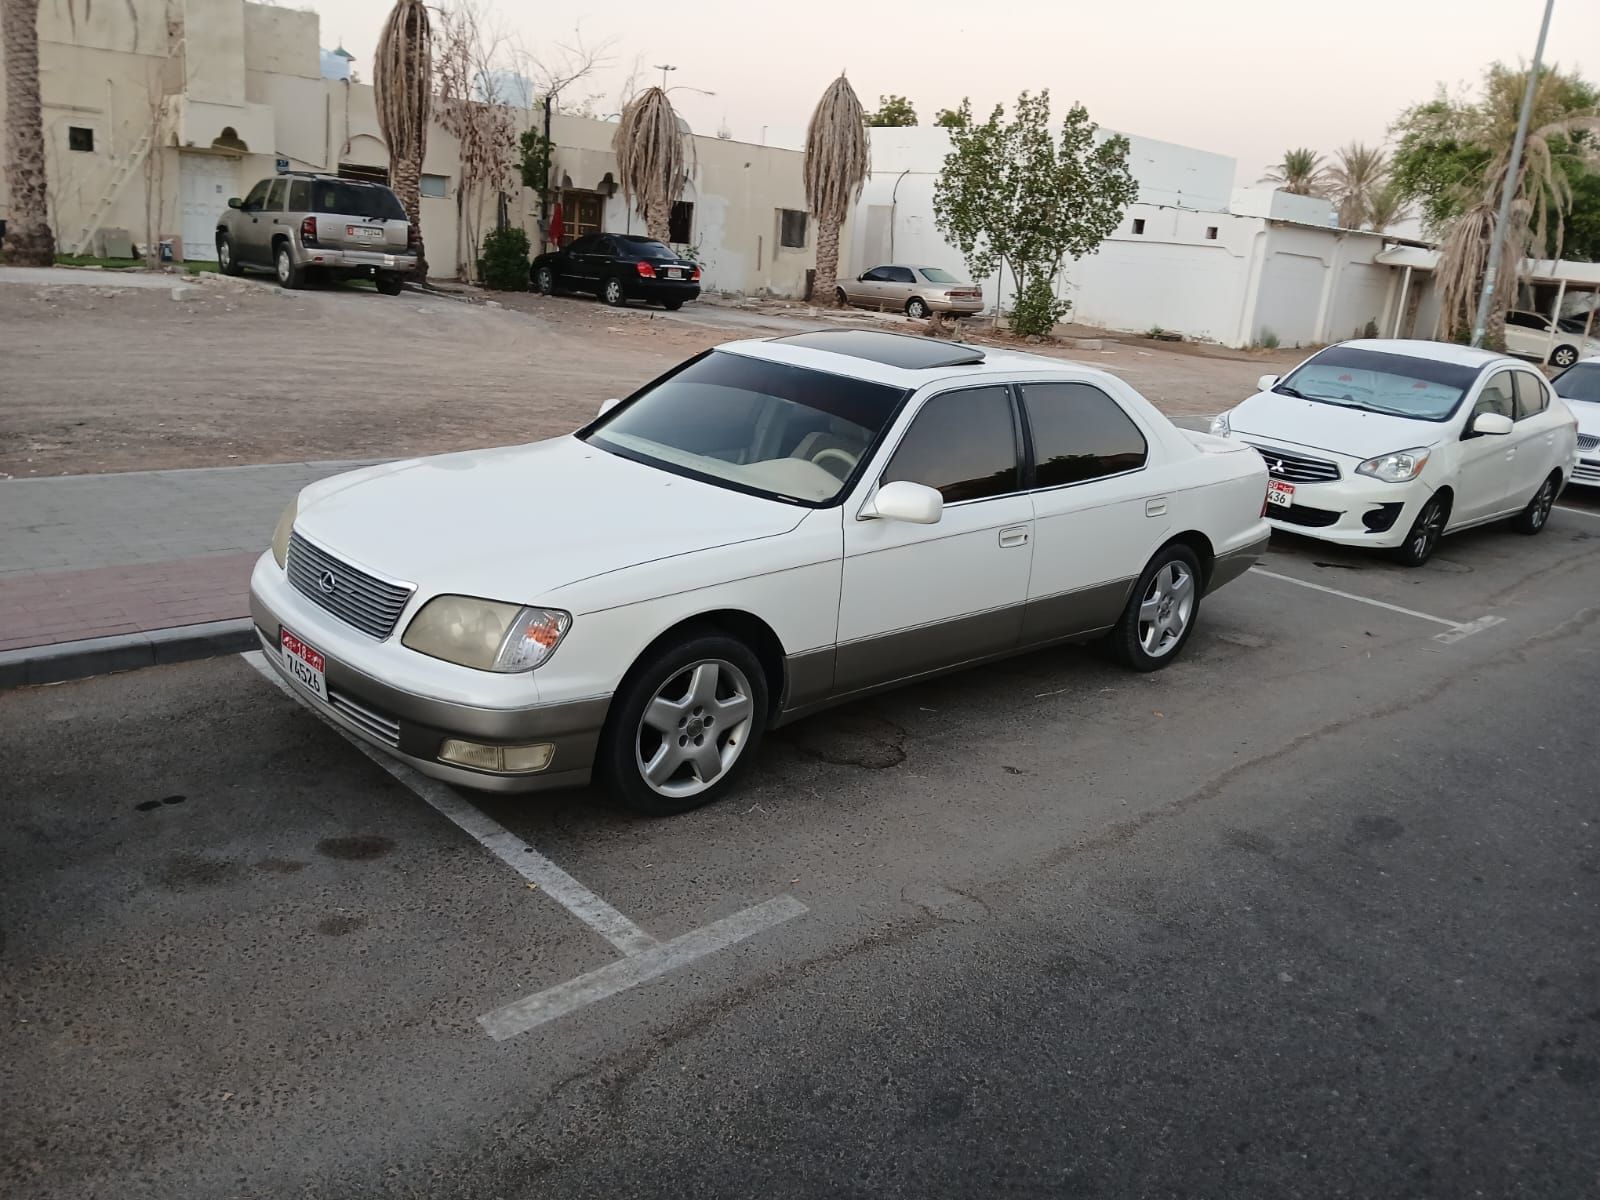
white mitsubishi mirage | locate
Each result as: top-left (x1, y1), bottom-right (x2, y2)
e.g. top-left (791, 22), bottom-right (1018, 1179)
top-left (1211, 339), bottom-right (1580, 566)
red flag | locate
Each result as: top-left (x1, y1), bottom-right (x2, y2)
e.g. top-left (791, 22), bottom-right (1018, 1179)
top-left (547, 202), bottom-right (564, 249)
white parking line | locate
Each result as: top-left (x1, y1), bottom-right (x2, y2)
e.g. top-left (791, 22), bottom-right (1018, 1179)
top-left (479, 896), bottom-right (808, 1041)
top-left (240, 649), bottom-right (807, 1037)
top-left (1554, 505), bottom-right (1600, 519)
top-left (1247, 567), bottom-right (1504, 644)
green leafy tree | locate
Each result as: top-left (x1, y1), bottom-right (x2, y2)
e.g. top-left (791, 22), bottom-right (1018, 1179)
top-left (933, 107), bottom-right (967, 130)
top-left (933, 92), bottom-right (1137, 336)
top-left (865, 94), bottom-right (917, 127)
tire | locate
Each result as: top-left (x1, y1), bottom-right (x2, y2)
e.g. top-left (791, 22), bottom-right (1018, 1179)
top-left (375, 272), bottom-right (404, 296)
top-left (217, 234), bottom-right (242, 276)
top-left (1511, 472), bottom-right (1559, 535)
top-left (534, 265), bottom-right (555, 295)
top-left (1550, 344), bottom-right (1579, 369)
top-left (661, 298), bottom-right (684, 311)
top-left (274, 242), bottom-right (303, 289)
top-left (600, 632), bottom-right (769, 816)
top-left (834, 287), bottom-right (849, 306)
top-left (1108, 544), bottom-right (1203, 671)
top-left (1392, 494), bottom-right (1449, 567)
top-left (906, 296), bottom-right (930, 320)
top-left (601, 276), bottom-right (627, 307)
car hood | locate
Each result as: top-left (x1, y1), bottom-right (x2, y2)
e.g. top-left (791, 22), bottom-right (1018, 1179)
top-left (293, 438), bottom-right (807, 603)
top-left (1227, 391), bottom-right (1448, 460)
top-left (1564, 397), bottom-right (1600, 438)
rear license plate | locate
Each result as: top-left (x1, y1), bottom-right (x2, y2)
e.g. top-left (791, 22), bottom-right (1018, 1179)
top-left (662, 267), bottom-right (681, 278)
top-left (280, 627), bottom-right (328, 702)
top-left (346, 226), bottom-right (384, 243)
top-left (1266, 480), bottom-right (1295, 509)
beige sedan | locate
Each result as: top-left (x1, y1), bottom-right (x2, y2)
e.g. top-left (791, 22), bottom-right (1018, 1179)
top-left (836, 264), bottom-right (985, 319)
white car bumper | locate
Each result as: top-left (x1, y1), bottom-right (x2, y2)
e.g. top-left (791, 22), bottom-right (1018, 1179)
top-left (1247, 450), bottom-right (1432, 549)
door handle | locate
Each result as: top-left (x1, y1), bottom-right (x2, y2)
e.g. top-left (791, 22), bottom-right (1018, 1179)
top-left (1145, 497), bottom-right (1168, 517)
top-left (998, 525), bottom-right (1030, 548)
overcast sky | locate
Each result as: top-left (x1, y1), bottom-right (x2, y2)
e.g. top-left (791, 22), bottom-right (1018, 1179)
top-left (306, 0), bottom-right (1600, 183)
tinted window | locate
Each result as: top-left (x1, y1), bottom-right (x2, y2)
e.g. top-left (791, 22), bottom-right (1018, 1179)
top-left (288, 179), bottom-right (311, 210)
top-left (1506, 311), bottom-right (1547, 330)
top-left (918, 267), bottom-right (959, 283)
top-left (265, 178), bottom-right (288, 211)
top-left (566, 234), bottom-right (600, 255)
top-left (242, 179), bottom-right (271, 210)
top-left (619, 237), bottom-right (673, 258)
top-left (863, 267), bottom-right (894, 282)
top-left (1513, 371), bottom-right (1548, 419)
top-left (309, 181), bottom-right (406, 219)
top-left (585, 351), bottom-right (907, 506)
top-left (883, 387), bottom-right (1020, 503)
top-left (888, 267), bottom-right (915, 283)
top-left (1553, 362), bottom-right (1600, 403)
top-left (595, 236), bottom-right (620, 255)
top-left (1021, 382), bottom-right (1148, 487)
top-left (1277, 346), bottom-right (1479, 421)
top-left (1473, 372), bottom-right (1516, 421)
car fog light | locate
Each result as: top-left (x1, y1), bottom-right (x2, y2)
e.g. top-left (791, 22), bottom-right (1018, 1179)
top-left (438, 739), bottom-right (554, 774)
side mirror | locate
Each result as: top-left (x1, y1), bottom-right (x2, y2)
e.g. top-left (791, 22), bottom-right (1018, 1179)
top-left (597, 397), bottom-right (622, 417)
top-left (227, 197), bottom-right (243, 209)
top-left (862, 480), bottom-right (943, 524)
top-left (1471, 411), bottom-right (1514, 437)
top-left (1257, 374), bottom-right (1279, 392)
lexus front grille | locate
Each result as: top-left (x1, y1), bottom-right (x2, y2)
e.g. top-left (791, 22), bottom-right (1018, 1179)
top-left (286, 532), bottom-right (414, 639)
top-left (1243, 442), bottom-right (1342, 484)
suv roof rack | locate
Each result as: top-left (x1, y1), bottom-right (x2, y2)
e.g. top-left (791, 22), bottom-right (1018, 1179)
top-left (769, 329), bottom-right (987, 369)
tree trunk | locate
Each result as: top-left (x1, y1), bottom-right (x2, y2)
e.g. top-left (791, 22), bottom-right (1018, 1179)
top-left (391, 156), bottom-right (427, 280)
top-left (643, 198), bottom-right (671, 244)
top-left (813, 216), bottom-right (841, 306)
top-left (2, 0), bottom-right (56, 266)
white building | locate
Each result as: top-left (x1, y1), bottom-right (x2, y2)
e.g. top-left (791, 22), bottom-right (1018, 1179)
top-left (850, 128), bottom-right (1403, 349)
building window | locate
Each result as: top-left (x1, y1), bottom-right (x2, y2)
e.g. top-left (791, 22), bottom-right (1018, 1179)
top-left (669, 200), bottom-right (694, 244)
top-left (420, 174), bottom-right (449, 198)
top-left (68, 126), bottom-right (95, 152)
top-left (1205, 226), bottom-right (1218, 240)
top-left (779, 209), bottom-right (807, 249)
top-left (338, 162), bottom-right (390, 185)
top-left (1131, 218), bottom-right (1146, 235)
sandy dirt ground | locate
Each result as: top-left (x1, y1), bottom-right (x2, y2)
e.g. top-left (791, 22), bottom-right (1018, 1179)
top-left (0, 271), bottom-right (1305, 477)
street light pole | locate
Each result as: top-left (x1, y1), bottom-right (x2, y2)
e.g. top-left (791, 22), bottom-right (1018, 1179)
top-left (652, 63), bottom-right (676, 90)
top-left (1470, 0), bottom-right (1556, 347)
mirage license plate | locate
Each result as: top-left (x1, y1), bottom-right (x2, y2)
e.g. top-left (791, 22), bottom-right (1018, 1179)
top-left (1266, 480), bottom-right (1296, 509)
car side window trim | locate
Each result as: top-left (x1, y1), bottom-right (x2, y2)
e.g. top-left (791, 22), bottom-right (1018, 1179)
top-left (871, 382), bottom-right (1027, 511)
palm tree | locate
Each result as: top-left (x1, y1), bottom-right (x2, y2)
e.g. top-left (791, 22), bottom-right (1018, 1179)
top-left (1433, 65), bottom-right (1600, 344)
top-left (1365, 182), bottom-right (1410, 234)
top-left (373, 0), bottom-right (432, 277)
top-left (1326, 142), bottom-right (1388, 229)
top-left (1260, 147), bottom-right (1328, 197)
top-left (1, 0), bottom-right (56, 265)
top-left (804, 74), bottom-right (869, 306)
top-left (613, 87), bottom-right (686, 243)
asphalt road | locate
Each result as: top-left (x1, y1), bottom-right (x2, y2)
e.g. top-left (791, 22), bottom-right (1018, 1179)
top-left (3, 496), bottom-right (1598, 1199)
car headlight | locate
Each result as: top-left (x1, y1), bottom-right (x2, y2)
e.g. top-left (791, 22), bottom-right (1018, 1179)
top-left (271, 497), bottom-right (298, 569)
top-left (402, 596), bottom-right (571, 672)
top-left (1209, 412), bottom-right (1231, 437)
top-left (1356, 447), bottom-right (1432, 483)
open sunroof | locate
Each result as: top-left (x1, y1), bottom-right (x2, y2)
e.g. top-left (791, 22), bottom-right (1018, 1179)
top-left (770, 329), bottom-right (987, 369)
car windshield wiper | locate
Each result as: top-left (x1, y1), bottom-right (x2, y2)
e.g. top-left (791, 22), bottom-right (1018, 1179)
top-left (1271, 384), bottom-right (1307, 399)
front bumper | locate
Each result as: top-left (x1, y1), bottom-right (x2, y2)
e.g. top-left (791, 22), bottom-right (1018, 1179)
top-left (295, 244), bottom-right (418, 273)
top-left (1573, 454), bottom-right (1600, 487)
top-left (1260, 474), bottom-right (1431, 548)
top-left (250, 556), bottom-right (606, 793)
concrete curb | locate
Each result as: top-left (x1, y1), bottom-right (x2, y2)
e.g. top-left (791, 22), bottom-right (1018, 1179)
top-left (0, 618), bottom-right (256, 689)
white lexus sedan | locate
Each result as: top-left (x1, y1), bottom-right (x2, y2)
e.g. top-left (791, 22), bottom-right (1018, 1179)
top-left (1211, 340), bottom-right (1580, 566)
top-left (1550, 356), bottom-right (1600, 487)
top-left (251, 330), bottom-right (1270, 814)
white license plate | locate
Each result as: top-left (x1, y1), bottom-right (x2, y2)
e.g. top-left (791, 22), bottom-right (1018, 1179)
top-left (347, 226), bottom-right (384, 243)
top-left (1266, 480), bottom-right (1296, 509)
top-left (662, 267), bottom-right (681, 278)
top-left (280, 627), bottom-right (328, 702)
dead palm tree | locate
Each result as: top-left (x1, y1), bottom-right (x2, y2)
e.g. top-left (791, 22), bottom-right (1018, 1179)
top-left (1326, 142), bottom-right (1388, 229)
top-left (613, 87), bottom-right (686, 243)
top-left (373, 0), bottom-right (432, 277)
top-left (1260, 147), bottom-right (1328, 197)
top-left (1365, 182), bottom-right (1410, 234)
top-left (804, 74), bottom-right (869, 306)
top-left (1, 0), bottom-right (56, 265)
top-left (1433, 65), bottom-right (1600, 344)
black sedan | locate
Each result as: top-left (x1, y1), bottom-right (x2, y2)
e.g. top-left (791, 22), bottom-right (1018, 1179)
top-left (530, 233), bottom-right (701, 310)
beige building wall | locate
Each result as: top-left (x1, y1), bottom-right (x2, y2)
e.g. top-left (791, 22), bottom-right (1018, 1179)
top-left (3, 0), bottom-right (822, 295)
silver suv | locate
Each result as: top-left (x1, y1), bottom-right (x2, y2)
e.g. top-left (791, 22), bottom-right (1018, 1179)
top-left (216, 173), bottom-right (417, 294)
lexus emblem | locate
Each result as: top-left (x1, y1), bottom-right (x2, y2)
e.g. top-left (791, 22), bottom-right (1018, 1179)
top-left (318, 569), bottom-right (338, 594)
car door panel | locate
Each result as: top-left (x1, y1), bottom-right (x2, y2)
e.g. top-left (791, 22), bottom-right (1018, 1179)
top-left (1453, 370), bottom-right (1520, 523)
top-left (837, 385), bottom-right (1032, 694)
top-left (1510, 369), bottom-right (1562, 503)
top-left (235, 179), bottom-right (272, 263)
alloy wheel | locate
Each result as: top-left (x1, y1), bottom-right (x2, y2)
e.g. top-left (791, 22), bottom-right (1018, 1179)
top-left (537, 268), bottom-right (553, 294)
top-left (276, 249), bottom-right (291, 284)
top-left (1554, 347), bottom-right (1578, 367)
top-left (1411, 500), bottom-right (1444, 560)
top-left (218, 241), bottom-right (231, 271)
top-left (634, 658), bottom-right (756, 799)
top-left (907, 298), bottom-right (928, 319)
top-left (1137, 561), bottom-right (1195, 657)
top-left (605, 279), bottom-right (623, 305)
top-left (1530, 479), bottom-right (1556, 530)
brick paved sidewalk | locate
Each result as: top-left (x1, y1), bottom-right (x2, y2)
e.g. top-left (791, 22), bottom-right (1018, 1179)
top-left (0, 459), bottom-right (380, 658)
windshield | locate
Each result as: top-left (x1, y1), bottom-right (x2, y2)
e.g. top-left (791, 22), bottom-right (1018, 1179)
top-left (584, 351), bottom-right (908, 505)
top-left (1273, 346), bottom-right (1480, 421)
top-left (620, 237), bottom-right (675, 258)
top-left (1553, 362), bottom-right (1600, 403)
top-left (310, 181), bottom-right (406, 220)
top-left (918, 267), bottom-right (959, 283)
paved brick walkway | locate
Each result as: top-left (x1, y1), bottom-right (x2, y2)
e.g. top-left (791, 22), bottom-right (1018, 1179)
top-left (0, 459), bottom-right (380, 653)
